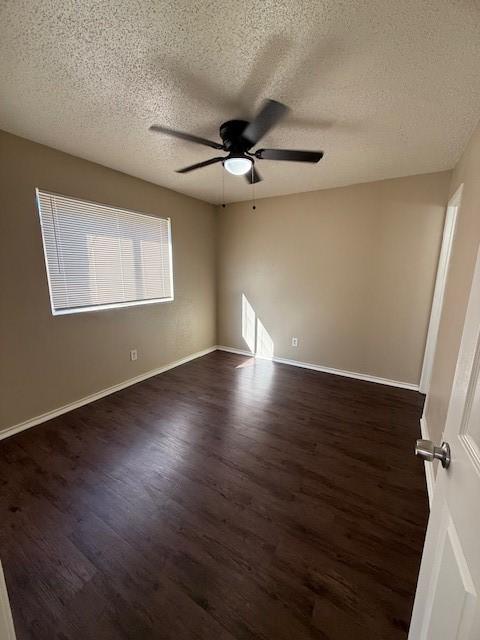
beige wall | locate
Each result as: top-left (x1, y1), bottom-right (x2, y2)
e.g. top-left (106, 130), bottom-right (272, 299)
top-left (217, 172), bottom-right (451, 385)
top-left (426, 119), bottom-right (480, 443)
top-left (0, 131), bottom-right (216, 432)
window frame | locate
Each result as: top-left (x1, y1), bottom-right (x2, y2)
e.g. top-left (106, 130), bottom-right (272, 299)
top-left (35, 188), bottom-right (175, 316)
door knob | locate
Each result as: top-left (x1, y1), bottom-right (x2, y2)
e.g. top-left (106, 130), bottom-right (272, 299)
top-left (415, 439), bottom-right (451, 469)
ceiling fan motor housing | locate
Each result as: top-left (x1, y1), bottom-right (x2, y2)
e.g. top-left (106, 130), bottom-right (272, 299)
top-left (219, 120), bottom-right (251, 154)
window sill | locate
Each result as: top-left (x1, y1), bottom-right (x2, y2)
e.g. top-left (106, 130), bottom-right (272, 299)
top-left (52, 296), bottom-right (175, 316)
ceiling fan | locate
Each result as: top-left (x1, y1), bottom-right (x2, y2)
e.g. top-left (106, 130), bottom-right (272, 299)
top-left (149, 99), bottom-right (324, 184)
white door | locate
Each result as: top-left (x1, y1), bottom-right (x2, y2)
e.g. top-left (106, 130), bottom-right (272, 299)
top-left (409, 246), bottom-right (480, 639)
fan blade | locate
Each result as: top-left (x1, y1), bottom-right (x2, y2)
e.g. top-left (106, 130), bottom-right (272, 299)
top-left (176, 157), bottom-right (225, 173)
top-left (242, 99), bottom-right (290, 145)
top-left (255, 148), bottom-right (323, 163)
top-left (149, 125), bottom-right (224, 150)
top-left (245, 165), bottom-right (262, 184)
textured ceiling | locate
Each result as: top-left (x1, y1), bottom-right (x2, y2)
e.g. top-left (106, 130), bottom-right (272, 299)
top-left (1, 1), bottom-right (480, 204)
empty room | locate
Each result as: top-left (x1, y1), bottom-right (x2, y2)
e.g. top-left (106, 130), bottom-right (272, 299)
top-left (1, 1), bottom-right (480, 639)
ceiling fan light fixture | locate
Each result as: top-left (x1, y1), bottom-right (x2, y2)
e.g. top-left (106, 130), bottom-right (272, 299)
top-left (224, 156), bottom-right (252, 176)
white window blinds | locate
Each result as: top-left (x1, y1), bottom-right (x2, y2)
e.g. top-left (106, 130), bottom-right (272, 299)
top-left (36, 190), bottom-right (174, 315)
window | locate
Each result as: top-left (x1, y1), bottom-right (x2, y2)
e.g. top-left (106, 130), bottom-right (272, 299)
top-left (36, 189), bottom-right (174, 315)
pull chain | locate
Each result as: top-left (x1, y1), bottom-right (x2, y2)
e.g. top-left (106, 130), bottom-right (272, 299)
top-left (252, 164), bottom-right (256, 211)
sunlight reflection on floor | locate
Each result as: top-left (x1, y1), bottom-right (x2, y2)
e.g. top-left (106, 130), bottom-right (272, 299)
top-left (235, 357), bottom-right (257, 369)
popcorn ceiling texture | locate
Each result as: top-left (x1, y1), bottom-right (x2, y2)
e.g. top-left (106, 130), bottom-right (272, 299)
top-left (1, 0), bottom-right (479, 204)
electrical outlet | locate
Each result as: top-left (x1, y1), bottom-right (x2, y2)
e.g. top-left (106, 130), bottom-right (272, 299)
top-left (291, 337), bottom-right (298, 347)
top-left (130, 349), bottom-right (138, 361)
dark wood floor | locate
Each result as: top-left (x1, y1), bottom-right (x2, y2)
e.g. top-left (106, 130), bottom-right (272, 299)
top-left (0, 351), bottom-right (428, 640)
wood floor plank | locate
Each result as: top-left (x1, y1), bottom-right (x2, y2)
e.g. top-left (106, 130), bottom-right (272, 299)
top-left (0, 351), bottom-right (428, 639)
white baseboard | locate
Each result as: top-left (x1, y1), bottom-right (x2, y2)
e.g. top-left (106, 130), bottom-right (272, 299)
top-left (0, 562), bottom-right (16, 640)
top-left (420, 415), bottom-right (435, 508)
top-left (216, 345), bottom-right (419, 391)
top-left (216, 345), bottom-right (253, 357)
top-left (0, 346), bottom-right (217, 442)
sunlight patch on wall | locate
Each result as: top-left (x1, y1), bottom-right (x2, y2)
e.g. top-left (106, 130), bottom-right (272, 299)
top-left (241, 293), bottom-right (274, 358)
top-left (256, 318), bottom-right (274, 359)
top-left (242, 293), bottom-right (256, 353)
